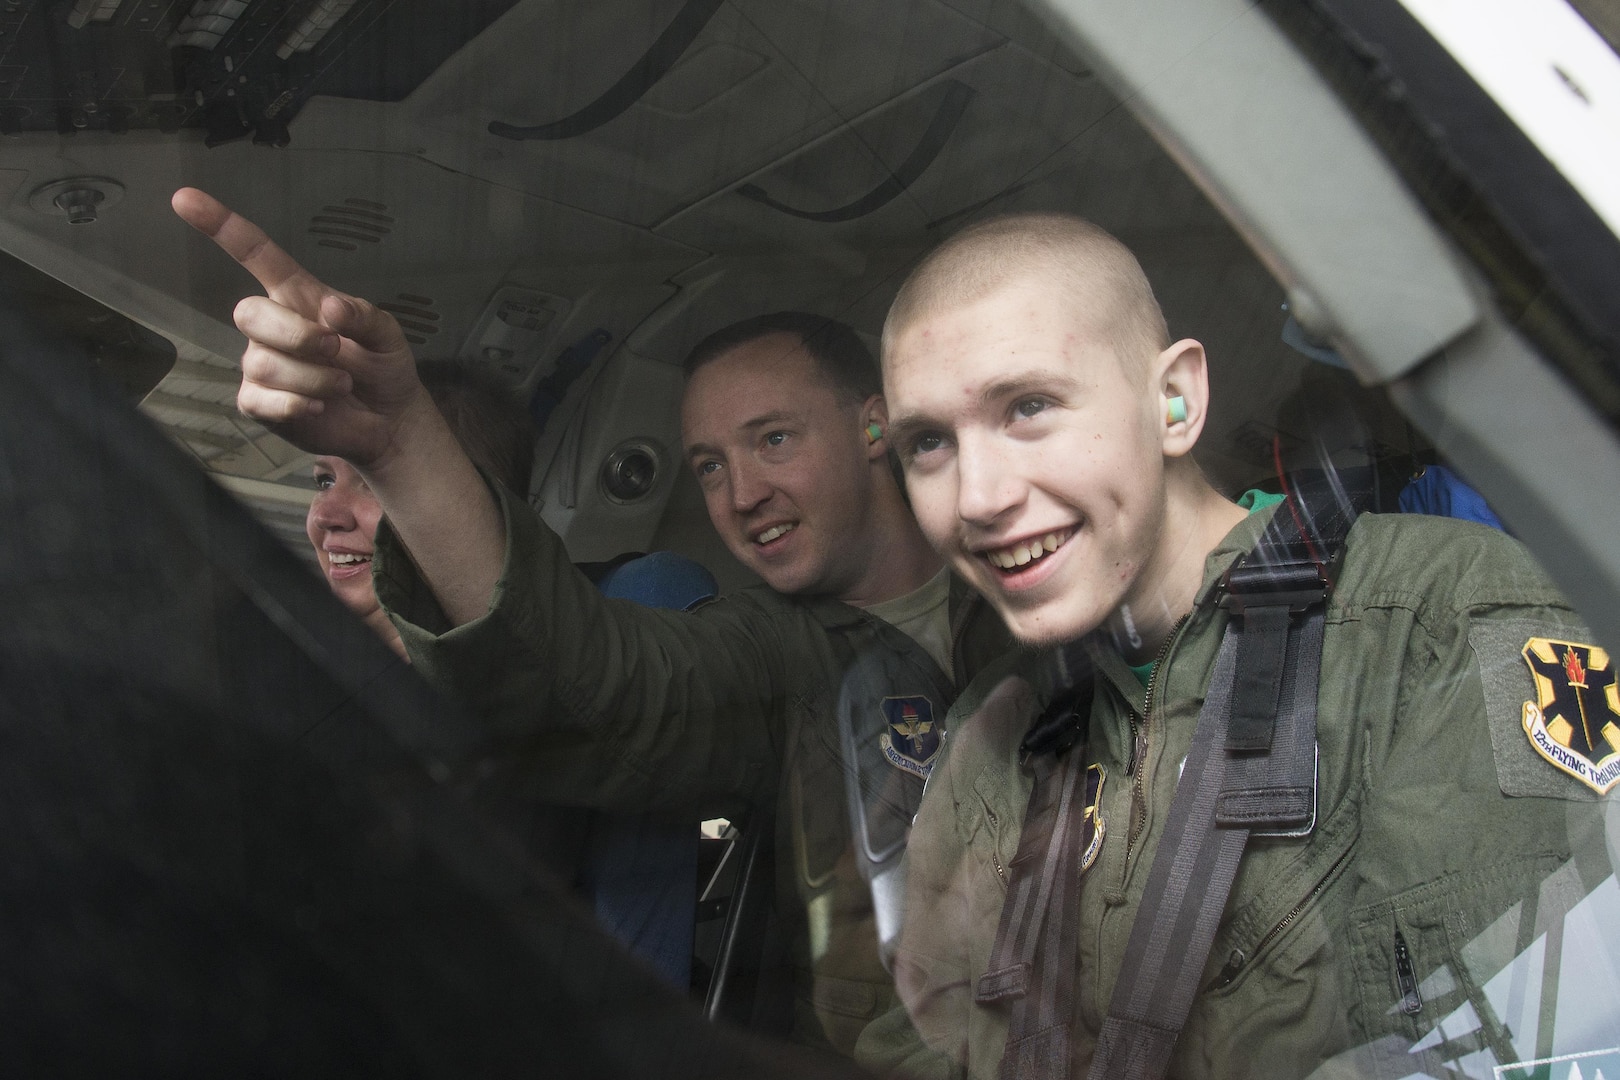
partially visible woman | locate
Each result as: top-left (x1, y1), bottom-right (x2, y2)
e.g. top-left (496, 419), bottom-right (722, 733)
top-left (307, 454), bottom-right (403, 656)
top-left (303, 359), bottom-right (537, 659)
top-left (299, 358), bottom-right (713, 991)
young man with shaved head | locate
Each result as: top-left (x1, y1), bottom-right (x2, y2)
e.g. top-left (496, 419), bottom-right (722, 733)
top-left (170, 189), bottom-right (1008, 1058)
top-left (859, 214), bottom-right (1613, 1079)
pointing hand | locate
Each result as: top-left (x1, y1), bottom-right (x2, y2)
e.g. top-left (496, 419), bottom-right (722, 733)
top-left (171, 187), bottom-right (429, 470)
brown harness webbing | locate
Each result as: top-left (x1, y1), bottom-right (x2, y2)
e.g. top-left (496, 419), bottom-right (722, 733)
top-left (974, 729), bottom-right (1087, 1080)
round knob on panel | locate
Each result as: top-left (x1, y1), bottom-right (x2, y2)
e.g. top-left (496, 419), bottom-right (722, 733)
top-left (600, 441), bottom-right (661, 504)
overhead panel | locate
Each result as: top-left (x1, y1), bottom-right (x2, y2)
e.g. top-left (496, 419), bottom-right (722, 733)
top-left (643, 35), bottom-right (1111, 366)
top-left (659, 37), bottom-right (1109, 253)
top-left (0, 0), bottom-right (520, 143)
top-left (369, 0), bottom-right (1003, 228)
top-left (932, 0), bottom-right (1093, 77)
top-left (0, 140), bottom-right (704, 383)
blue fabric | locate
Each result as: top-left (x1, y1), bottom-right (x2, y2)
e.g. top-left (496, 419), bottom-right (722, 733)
top-left (579, 552), bottom-right (718, 989)
top-left (595, 550), bottom-right (722, 612)
top-left (1398, 465), bottom-right (1505, 532)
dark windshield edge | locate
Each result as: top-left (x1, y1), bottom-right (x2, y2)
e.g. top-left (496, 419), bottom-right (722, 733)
top-left (1269, 0), bottom-right (1620, 426)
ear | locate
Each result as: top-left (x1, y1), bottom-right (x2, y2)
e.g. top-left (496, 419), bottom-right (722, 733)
top-left (863, 394), bottom-right (890, 461)
top-left (1156, 338), bottom-right (1210, 459)
top-left (855, 393), bottom-right (894, 459)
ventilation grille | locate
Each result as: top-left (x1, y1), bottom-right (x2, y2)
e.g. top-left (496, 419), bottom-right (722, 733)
top-left (376, 292), bottom-right (440, 346)
top-left (307, 197), bottom-right (393, 250)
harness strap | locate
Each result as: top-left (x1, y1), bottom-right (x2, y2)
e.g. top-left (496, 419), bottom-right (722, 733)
top-left (1087, 607), bottom-right (1324, 1080)
top-left (979, 470), bottom-right (1365, 1080)
top-left (1084, 471), bottom-right (1362, 1080)
top-left (974, 690), bottom-right (1089, 1080)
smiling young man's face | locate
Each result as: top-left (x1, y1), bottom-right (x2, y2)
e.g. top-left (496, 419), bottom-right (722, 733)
top-left (885, 276), bottom-right (1170, 646)
top-left (682, 333), bottom-right (884, 599)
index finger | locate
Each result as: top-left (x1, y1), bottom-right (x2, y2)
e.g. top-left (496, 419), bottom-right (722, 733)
top-left (171, 187), bottom-right (325, 309)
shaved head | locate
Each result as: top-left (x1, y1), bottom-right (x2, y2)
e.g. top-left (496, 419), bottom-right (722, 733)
top-left (884, 213), bottom-right (1169, 379)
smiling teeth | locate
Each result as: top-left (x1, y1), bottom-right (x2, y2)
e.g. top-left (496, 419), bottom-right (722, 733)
top-left (328, 552), bottom-right (370, 565)
top-left (986, 531), bottom-right (1069, 570)
top-left (756, 523), bottom-right (796, 544)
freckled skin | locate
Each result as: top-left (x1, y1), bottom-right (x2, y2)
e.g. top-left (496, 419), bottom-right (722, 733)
top-left (885, 275), bottom-right (1245, 652)
top-left (887, 282), bottom-right (1165, 644)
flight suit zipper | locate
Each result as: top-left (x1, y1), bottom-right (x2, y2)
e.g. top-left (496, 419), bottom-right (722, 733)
top-left (1123, 614), bottom-right (1189, 865)
top-left (984, 803), bottom-right (1007, 887)
top-left (1207, 842), bottom-right (1353, 990)
top-left (1393, 929), bottom-right (1424, 1015)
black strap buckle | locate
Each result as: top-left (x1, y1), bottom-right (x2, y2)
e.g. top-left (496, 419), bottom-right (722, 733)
top-left (1218, 561), bottom-right (1331, 615)
top-left (1018, 687), bottom-right (1088, 766)
top-left (1215, 561), bottom-right (1331, 753)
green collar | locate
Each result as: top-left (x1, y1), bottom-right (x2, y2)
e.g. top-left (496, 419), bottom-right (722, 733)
top-left (1126, 489), bottom-right (1282, 687)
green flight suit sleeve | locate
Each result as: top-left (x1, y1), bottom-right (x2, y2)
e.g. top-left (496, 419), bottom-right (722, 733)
top-left (371, 478), bottom-right (797, 817)
top-left (856, 654), bottom-right (1036, 1080)
top-left (1330, 519), bottom-right (1612, 1059)
top-left (856, 751), bottom-right (970, 1080)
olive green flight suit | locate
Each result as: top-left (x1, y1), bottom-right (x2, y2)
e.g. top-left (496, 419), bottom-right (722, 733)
top-left (857, 509), bottom-right (1616, 1079)
top-left (372, 482), bottom-right (1009, 1057)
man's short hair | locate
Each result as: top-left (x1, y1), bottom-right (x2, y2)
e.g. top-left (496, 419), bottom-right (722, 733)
top-left (683, 311), bottom-right (880, 405)
top-left (417, 359), bottom-right (536, 495)
top-left (884, 213), bottom-right (1171, 377)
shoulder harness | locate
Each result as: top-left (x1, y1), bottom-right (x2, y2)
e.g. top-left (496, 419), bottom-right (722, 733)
top-left (978, 470), bottom-right (1368, 1080)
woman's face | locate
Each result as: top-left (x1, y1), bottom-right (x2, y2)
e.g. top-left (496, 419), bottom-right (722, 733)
top-left (305, 456), bottom-right (385, 622)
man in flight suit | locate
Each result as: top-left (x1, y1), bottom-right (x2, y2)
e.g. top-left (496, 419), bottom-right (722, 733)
top-left (171, 189), bottom-right (1009, 1058)
top-left (858, 213), bottom-right (1617, 1078)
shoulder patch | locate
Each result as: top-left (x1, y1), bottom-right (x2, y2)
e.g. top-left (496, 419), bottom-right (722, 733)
top-left (1520, 637), bottom-right (1620, 795)
top-left (880, 695), bottom-right (942, 778)
top-left (1472, 617), bottom-right (1617, 800)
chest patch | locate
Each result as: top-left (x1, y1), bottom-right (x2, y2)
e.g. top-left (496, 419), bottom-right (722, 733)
top-left (879, 695), bottom-right (941, 778)
top-left (1521, 637), bottom-right (1620, 795)
top-left (1080, 762), bottom-right (1106, 873)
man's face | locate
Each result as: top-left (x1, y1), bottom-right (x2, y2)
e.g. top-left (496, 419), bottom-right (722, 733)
top-left (305, 455), bottom-right (386, 622)
top-left (885, 279), bottom-right (1166, 645)
top-left (682, 334), bottom-right (876, 597)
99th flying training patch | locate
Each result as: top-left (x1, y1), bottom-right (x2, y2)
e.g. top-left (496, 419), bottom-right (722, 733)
top-left (1520, 638), bottom-right (1620, 795)
top-left (880, 695), bottom-right (942, 779)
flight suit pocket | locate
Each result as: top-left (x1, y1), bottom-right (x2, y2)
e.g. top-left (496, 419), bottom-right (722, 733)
top-left (790, 722), bottom-right (851, 892)
top-left (969, 770), bottom-right (1020, 893)
top-left (1349, 853), bottom-right (1567, 1080)
top-left (1203, 795), bottom-right (1359, 1000)
top-left (803, 973), bottom-right (895, 1060)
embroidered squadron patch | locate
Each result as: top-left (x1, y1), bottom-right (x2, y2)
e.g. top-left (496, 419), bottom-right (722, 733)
top-left (1080, 763), bottom-right (1106, 873)
top-left (1520, 637), bottom-right (1620, 795)
top-left (879, 696), bottom-right (941, 778)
